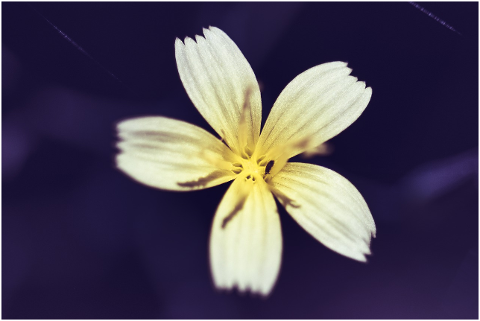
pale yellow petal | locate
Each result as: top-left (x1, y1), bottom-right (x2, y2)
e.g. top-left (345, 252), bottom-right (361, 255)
top-left (270, 162), bottom-right (375, 262)
top-left (257, 61), bottom-right (372, 159)
top-left (210, 173), bottom-right (282, 296)
top-left (116, 116), bottom-right (237, 191)
top-left (175, 27), bottom-right (262, 155)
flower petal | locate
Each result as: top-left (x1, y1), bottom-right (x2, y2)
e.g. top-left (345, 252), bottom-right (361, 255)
top-left (116, 116), bottom-right (237, 191)
top-left (257, 62), bottom-right (372, 159)
top-left (175, 27), bottom-right (262, 155)
top-left (210, 173), bottom-right (282, 296)
top-left (175, 27), bottom-right (262, 153)
top-left (270, 162), bottom-right (375, 262)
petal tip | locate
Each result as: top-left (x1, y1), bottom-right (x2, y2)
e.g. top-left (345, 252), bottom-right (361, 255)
top-left (371, 227), bottom-right (377, 238)
top-left (355, 80), bottom-right (366, 88)
top-left (205, 26), bottom-right (215, 33)
top-left (184, 36), bottom-right (196, 46)
top-left (174, 37), bottom-right (183, 45)
top-left (213, 284), bottom-right (273, 298)
top-left (208, 26), bottom-right (221, 33)
top-left (354, 248), bottom-right (372, 263)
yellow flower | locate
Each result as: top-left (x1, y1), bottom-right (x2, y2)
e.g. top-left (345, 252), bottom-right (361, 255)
top-left (116, 27), bottom-right (376, 296)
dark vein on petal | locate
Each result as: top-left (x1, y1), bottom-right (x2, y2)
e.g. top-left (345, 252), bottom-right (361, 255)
top-left (177, 170), bottom-right (227, 188)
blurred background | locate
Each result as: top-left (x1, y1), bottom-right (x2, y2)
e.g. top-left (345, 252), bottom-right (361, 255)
top-left (2, 2), bottom-right (477, 318)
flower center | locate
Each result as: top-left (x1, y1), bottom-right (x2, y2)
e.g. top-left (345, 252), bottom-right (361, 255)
top-left (230, 153), bottom-right (275, 182)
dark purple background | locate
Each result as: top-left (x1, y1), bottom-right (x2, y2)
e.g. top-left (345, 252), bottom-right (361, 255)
top-left (3, 2), bottom-right (478, 318)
